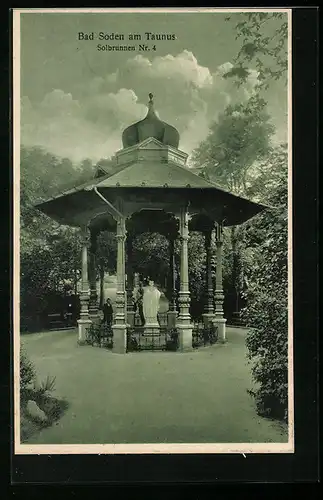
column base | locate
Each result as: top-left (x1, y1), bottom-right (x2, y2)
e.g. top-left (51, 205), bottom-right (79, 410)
top-left (202, 313), bottom-right (215, 327)
top-left (112, 324), bottom-right (128, 354)
top-left (167, 310), bottom-right (178, 329)
top-left (213, 317), bottom-right (227, 343)
top-left (77, 318), bottom-right (92, 345)
top-left (176, 323), bottom-right (193, 352)
top-left (88, 312), bottom-right (101, 324)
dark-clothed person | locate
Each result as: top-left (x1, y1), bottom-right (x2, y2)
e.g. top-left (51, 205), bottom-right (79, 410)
top-left (135, 282), bottom-right (145, 325)
top-left (102, 298), bottom-right (113, 326)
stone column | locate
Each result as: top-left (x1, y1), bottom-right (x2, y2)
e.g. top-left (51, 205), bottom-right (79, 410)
top-left (126, 234), bottom-right (135, 327)
top-left (214, 222), bottom-right (227, 343)
top-left (167, 235), bottom-right (178, 328)
top-left (112, 217), bottom-right (127, 353)
top-left (202, 228), bottom-right (215, 326)
top-left (88, 230), bottom-right (99, 321)
top-left (77, 227), bottom-right (92, 344)
top-left (176, 207), bottom-right (193, 351)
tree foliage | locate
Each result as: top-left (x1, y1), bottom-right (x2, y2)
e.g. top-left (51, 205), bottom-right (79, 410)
top-left (191, 95), bottom-right (275, 195)
top-left (191, 74), bottom-right (288, 420)
top-left (191, 95), bottom-right (276, 321)
top-left (224, 12), bottom-right (288, 89)
top-left (241, 145), bottom-right (288, 420)
top-left (132, 233), bottom-right (169, 285)
top-left (20, 146), bottom-right (95, 330)
top-left (192, 13), bottom-right (289, 420)
top-left (96, 231), bottom-right (117, 275)
top-left (188, 232), bottom-right (206, 320)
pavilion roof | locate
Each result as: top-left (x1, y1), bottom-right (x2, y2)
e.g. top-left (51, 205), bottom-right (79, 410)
top-left (35, 157), bottom-right (269, 229)
top-left (95, 160), bottom-right (222, 189)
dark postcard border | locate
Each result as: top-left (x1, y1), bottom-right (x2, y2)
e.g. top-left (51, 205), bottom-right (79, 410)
top-left (6, 6), bottom-right (319, 486)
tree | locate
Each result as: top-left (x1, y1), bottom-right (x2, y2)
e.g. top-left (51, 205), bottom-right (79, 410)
top-left (46, 228), bottom-right (83, 295)
top-left (224, 12), bottom-right (288, 89)
top-left (191, 95), bottom-right (275, 321)
top-left (241, 145), bottom-right (288, 420)
top-left (20, 146), bottom-right (96, 329)
top-left (132, 233), bottom-right (169, 286)
top-left (191, 95), bottom-right (275, 194)
top-left (187, 232), bottom-right (207, 321)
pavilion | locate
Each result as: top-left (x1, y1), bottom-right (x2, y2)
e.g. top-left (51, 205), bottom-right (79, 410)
top-left (35, 94), bottom-right (267, 353)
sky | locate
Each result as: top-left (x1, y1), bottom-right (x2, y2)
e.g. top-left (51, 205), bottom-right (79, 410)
top-left (19, 11), bottom-right (289, 163)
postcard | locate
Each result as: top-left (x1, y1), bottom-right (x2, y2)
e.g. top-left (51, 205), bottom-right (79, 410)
top-left (13, 7), bottom-right (293, 455)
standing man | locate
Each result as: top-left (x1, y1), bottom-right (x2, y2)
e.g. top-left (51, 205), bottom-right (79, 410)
top-left (102, 298), bottom-right (113, 327)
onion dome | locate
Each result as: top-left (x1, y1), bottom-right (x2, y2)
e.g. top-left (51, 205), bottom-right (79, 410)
top-left (122, 93), bottom-right (180, 149)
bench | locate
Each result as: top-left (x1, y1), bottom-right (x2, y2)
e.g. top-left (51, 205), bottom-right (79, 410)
top-left (48, 312), bottom-right (74, 331)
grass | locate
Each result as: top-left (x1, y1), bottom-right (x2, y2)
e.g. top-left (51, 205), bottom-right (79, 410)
top-left (20, 327), bottom-right (288, 444)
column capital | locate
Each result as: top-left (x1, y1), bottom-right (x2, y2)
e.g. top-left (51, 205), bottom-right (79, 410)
top-left (80, 226), bottom-right (91, 246)
top-left (179, 209), bottom-right (189, 241)
top-left (215, 222), bottom-right (224, 243)
top-left (203, 228), bottom-right (213, 249)
top-left (179, 234), bottom-right (189, 243)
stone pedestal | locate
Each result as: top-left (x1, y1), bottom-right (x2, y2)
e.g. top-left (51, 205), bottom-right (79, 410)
top-left (177, 324), bottom-right (193, 352)
top-left (112, 324), bottom-right (127, 354)
top-left (77, 318), bottom-right (92, 344)
top-left (213, 317), bottom-right (227, 343)
top-left (202, 313), bottom-right (215, 327)
top-left (88, 313), bottom-right (101, 326)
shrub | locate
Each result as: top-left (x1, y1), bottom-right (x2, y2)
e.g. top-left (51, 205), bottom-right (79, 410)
top-left (20, 348), bottom-right (36, 397)
top-left (35, 375), bottom-right (56, 397)
top-left (19, 348), bottom-right (68, 442)
top-left (242, 146), bottom-right (288, 421)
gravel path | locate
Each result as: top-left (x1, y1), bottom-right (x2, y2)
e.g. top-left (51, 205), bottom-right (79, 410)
top-left (21, 327), bottom-right (288, 444)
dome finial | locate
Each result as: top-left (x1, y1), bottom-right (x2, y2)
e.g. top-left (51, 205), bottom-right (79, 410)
top-left (147, 93), bottom-right (155, 116)
top-left (122, 91), bottom-right (180, 149)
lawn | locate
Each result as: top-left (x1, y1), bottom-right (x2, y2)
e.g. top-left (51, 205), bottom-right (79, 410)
top-left (20, 327), bottom-right (288, 444)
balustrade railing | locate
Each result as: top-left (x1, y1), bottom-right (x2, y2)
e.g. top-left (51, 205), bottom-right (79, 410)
top-left (85, 323), bottom-right (113, 349)
top-left (192, 322), bottom-right (218, 348)
top-left (126, 326), bottom-right (179, 352)
top-left (84, 317), bottom-right (219, 352)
